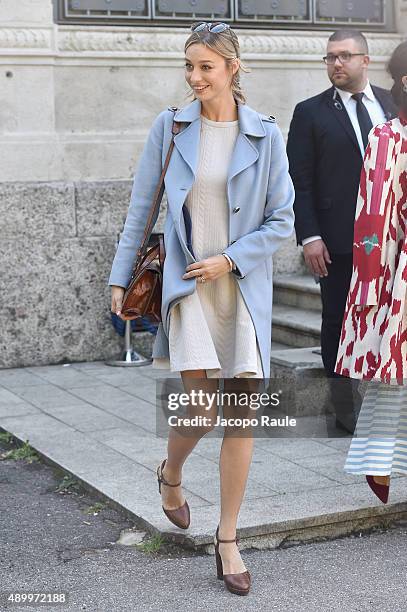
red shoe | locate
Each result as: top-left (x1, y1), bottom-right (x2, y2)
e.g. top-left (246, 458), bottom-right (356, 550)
top-left (366, 475), bottom-right (390, 504)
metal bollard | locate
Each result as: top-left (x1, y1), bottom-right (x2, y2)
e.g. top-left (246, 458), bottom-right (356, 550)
top-left (106, 318), bottom-right (152, 367)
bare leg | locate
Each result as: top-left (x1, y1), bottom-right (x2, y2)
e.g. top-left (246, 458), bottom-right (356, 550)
top-left (217, 378), bottom-right (257, 574)
top-left (372, 476), bottom-right (390, 485)
top-left (160, 369), bottom-right (219, 511)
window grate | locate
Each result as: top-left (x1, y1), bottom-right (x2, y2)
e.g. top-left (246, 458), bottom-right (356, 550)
top-left (64, 0), bottom-right (150, 19)
top-left (56, 0), bottom-right (394, 29)
top-left (315, 0), bottom-right (385, 26)
top-left (236, 0), bottom-right (311, 24)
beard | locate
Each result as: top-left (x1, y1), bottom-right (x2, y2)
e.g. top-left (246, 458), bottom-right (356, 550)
top-left (331, 72), bottom-right (349, 82)
top-left (330, 71), bottom-right (354, 90)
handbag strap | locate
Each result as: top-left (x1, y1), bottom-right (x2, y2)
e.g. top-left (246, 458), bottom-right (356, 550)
top-left (136, 107), bottom-right (181, 262)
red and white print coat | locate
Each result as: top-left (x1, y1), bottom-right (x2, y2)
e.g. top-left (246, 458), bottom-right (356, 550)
top-left (335, 114), bottom-right (407, 383)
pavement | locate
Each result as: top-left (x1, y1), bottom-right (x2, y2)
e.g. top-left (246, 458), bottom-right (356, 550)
top-left (2, 445), bottom-right (407, 612)
top-left (1, 360), bottom-right (407, 552)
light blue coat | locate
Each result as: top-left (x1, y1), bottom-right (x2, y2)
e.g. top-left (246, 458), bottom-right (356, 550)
top-left (108, 99), bottom-right (295, 378)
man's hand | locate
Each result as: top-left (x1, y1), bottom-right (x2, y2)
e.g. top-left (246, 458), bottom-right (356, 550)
top-left (182, 255), bottom-right (230, 282)
top-left (303, 239), bottom-right (332, 277)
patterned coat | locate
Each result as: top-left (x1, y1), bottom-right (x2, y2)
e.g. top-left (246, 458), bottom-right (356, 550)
top-left (335, 114), bottom-right (407, 383)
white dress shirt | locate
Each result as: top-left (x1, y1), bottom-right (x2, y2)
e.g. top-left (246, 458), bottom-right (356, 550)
top-left (302, 81), bottom-right (387, 247)
top-left (336, 80), bottom-right (387, 157)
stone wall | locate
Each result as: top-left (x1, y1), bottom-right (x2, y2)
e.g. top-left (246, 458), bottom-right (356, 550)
top-left (0, 0), bottom-right (405, 367)
top-left (1, 182), bottom-right (125, 367)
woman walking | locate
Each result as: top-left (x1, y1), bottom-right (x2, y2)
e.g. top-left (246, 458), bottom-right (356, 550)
top-left (109, 23), bottom-right (294, 595)
top-left (335, 41), bottom-right (407, 504)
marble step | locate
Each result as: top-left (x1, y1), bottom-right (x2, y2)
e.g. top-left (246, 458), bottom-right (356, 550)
top-left (273, 273), bottom-right (322, 312)
top-left (272, 304), bottom-right (321, 348)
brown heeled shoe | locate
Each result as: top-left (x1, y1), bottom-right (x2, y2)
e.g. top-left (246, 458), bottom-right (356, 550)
top-left (366, 475), bottom-right (390, 504)
top-left (214, 526), bottom-right (251, 596)
top-left (156, 459), bottom-right (190, 529)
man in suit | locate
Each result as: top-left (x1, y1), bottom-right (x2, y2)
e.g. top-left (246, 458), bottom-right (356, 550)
top-left (287, 29), bottom-right (397, 433)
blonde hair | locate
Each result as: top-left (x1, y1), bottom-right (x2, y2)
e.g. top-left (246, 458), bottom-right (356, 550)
top-left (184, 25), bottom-right (250, 104)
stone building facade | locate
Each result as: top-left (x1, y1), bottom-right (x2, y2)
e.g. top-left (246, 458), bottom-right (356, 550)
top-left (1, 0), bottom-right (406, 367)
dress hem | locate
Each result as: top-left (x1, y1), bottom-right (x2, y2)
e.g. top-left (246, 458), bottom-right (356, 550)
top-left (152, 358), bottom-right (262, 378)
top-left (344, 469), bottom-right (404, 475)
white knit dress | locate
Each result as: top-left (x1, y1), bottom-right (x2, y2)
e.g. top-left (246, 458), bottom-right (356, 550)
top-left (153, 115), bottom-right (263, 378)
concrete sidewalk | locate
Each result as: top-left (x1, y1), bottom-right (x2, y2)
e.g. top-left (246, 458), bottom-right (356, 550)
top-left (1, 361), bottom-right (407, 551)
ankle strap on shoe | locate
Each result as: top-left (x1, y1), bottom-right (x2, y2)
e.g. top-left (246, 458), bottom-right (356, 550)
top-left (216, 526), bottom-right (238, 544)
top-left (158, 460), bottom-right (181, 487)
top-left (218, 536), bottom-right (238, 543)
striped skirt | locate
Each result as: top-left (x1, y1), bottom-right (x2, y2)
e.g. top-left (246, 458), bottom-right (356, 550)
top-left (344, 380), bottom-right (407, 475)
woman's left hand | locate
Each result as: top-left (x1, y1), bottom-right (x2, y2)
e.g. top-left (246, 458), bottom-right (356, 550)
top-left (182, 255), bottom-right (230, 283)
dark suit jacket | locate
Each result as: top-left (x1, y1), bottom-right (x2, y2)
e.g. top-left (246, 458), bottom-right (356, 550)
top-left (286, 85), bottom-right (397, 254)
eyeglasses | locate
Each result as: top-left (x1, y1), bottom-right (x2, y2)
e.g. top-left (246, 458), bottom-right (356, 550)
top-left (191, 22), bottom-right (230, 33)
top-left (323, 52), bottom-right (366, 65)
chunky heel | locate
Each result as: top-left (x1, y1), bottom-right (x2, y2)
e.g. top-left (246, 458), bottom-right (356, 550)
top-left (214, 525), bottom-right (251, 596)
top-left (214, 544), bottom-right (224, 580)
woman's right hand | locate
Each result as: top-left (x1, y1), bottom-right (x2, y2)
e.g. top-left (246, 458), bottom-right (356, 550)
top-left (111, 285), bottom-right (125, 317)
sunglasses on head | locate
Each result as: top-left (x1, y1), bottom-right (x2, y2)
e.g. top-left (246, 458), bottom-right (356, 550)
top-left (191, 22), bottom-right (230, 33)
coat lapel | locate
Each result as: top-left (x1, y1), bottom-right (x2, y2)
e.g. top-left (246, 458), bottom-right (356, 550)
top-left (325, 87), bottom-right (360, 155)
top-left (173, 99), bottom-right (264, 183)
top-left (227, 103), bottom-right (264, 184)
top-left (169, 99), bottom-right (265, 217)
top-left (226, 133), bottom-right (259, 189)
top-left (167, 99), bottom-right (266, 255)
top-left (173, 100), bottom-right (201, 180)
top-left (165, 100), bottom-right (201, 242)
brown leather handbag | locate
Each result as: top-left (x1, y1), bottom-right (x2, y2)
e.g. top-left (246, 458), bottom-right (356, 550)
top-left (120, 109), bottom-right (181, 321)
